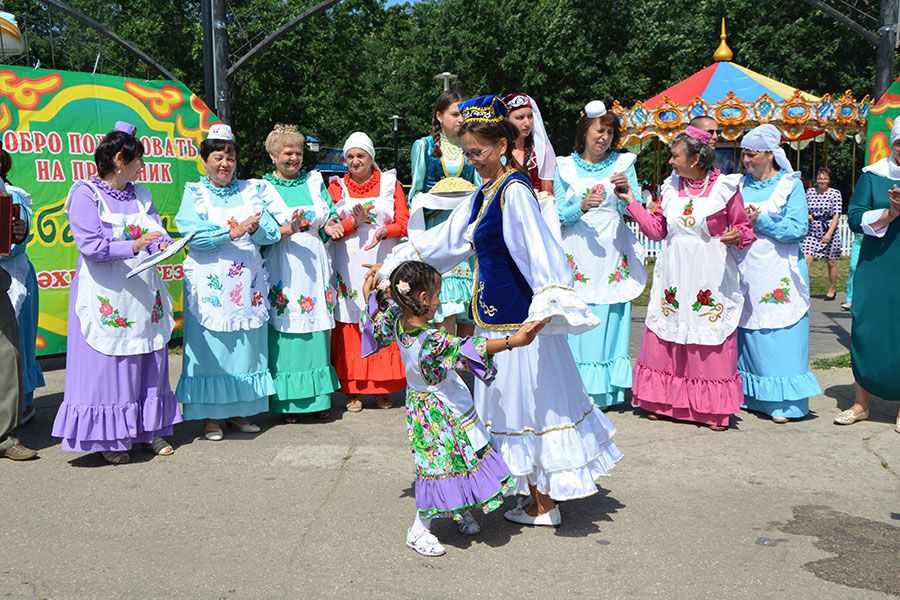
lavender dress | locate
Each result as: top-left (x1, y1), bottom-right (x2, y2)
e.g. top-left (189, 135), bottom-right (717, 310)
top-left (51, 179), bottom-right (182, 452)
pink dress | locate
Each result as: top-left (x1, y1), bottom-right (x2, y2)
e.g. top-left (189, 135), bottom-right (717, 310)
top-left (626, 170), bottom-right (756, 427)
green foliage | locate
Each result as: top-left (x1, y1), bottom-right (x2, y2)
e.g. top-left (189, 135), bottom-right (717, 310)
top-left (8, 0), bottom-right (892, 182)
top-left (812, 353), bottom-right (852, 370)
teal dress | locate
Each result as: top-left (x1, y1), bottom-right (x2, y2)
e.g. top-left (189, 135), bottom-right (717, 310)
top-left (847, 169), bottom-right (900, 400)
top-left (410, 135), bottom-right (481, 323)
top-left (262, 173), bottom-right (340, 415)
top-left (0, 187), bottom-right (44, 409)
top-left (175, 178), bottom-right (281, 421)
top-left (554, 152), bottom-right (640, 409)
top-left (737, 172), bottom-right (821, 419)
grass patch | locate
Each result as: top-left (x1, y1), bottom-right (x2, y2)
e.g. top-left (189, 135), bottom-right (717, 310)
top-left (633, 256), bottom-right (850, 307)
top-left (812, 353), bottom-right (851, 370)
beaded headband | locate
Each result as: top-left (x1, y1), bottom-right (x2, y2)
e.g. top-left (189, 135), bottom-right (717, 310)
top-left (272, 123), bottom-right (300, 135)
top-left (459, 94), bottom-right (509, 124)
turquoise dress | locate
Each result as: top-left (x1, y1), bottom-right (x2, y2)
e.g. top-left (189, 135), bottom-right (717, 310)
top-left (737, 172), bottom-right (821, 419)
top-left (554, 152), bottom-right (640, 409)
top-left (0, 187), bottom-right (44, 409)
top-left (410, 135), bottom-right (481, 323)
top-left (261, 173), bottom-right (340, 415)
top-left (175, 178), bottom-right (281, 421)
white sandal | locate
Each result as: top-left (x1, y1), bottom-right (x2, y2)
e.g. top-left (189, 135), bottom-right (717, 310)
top-left (405, 528), bottom-right (446, 557)
top-left (457, 510), bottom-right (481, 535)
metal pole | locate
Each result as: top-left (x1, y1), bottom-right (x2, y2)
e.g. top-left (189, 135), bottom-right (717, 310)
top-left (390, 115), bottom-right (401, 170)
top-left (201, 0), bottom-right (215, 109)
top-left (210, 0), bottom-right (231, 124)
top-left (875, 0), bottom-right (899, 98)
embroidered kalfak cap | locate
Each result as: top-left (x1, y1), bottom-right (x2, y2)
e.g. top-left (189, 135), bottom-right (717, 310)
top-left (459, 95), bottom-right (508, 124)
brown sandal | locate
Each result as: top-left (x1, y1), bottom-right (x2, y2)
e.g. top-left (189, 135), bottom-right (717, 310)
top-left (345, 396), bottom-right (363, 413)
top-left (375, 395), bottom-right (393, 409)
top-left (283, 414), bottom-right (300, 424)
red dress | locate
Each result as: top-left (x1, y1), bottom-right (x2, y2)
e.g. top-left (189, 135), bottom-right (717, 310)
top-left (327, 172), bottom-right (408, 395)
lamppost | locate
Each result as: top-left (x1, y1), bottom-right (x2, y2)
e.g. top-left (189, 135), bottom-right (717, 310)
top-left (389, 114), bottom-right (401, 169)
top-left (434, 71), bottom-right (457, 91)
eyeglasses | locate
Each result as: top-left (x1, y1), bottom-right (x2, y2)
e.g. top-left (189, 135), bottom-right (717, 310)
top-left (462, 146), bottom-right (493, 161)
top-left (705, 129), bottom-right (723, 136)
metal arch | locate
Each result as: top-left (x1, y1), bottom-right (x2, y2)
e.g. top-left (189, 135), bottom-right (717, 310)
top-left (226, 0), bottom-right (342, 78)
top-left (42, 0), bottom-right (178, 80)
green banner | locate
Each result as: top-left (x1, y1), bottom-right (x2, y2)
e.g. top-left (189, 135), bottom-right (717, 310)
top-left (0, 66), bottom-right (219, 355)
top-left (866, 76), bottom-right (900, 165)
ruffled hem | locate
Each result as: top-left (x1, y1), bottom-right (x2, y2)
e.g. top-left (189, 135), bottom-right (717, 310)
top-left (742, 396), bottom-right (809, 419)
top-left (52, 391), bottom-right (182, 449)
top-left (575, 354), bottom-right (633, 395)
top-left (632, 360), bottom-right (743, 417)
top-left (332, 347), bottom-right (406, 383)
top-left (268, 314), bottom-right (335, 334)
top-left (182, 397), bottom-right (269, 421)
top-left (272, 365), bottom-right (340, 400)
top-left (415, 448), bottom-right (514, 519)
top-left (527, 287), bottom-right (600, 336)
top-left (434, 300), bottom-right (469, 323)
top-left (439, 274), bottom-right (473, 303)
top-left (739, 369), bottom-right (821, 403)
top-left (191, 310), bottom-right (268, 334)
top-left (646, 312), bottom-right (741, 347)
top-left (176, 368), bottom-right (276, 405)
top-left (590, 388), bottom-right (627, 409)
top-left (490, 407), bottom-right (622, 501)
top-left (270, 395), bottom-right (332, 414)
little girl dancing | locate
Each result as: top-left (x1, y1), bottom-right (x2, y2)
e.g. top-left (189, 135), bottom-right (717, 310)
top-left (361, 260), bottom-right (544, 557)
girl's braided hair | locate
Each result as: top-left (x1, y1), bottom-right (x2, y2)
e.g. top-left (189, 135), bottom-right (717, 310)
top-left (375, 260), bottom-right (442, 318)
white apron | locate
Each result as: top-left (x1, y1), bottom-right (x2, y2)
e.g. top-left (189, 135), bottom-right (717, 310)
top-left (557, 153), bottom-right (646, 304)
top-left (68, 180), bottom-right (174, 356)
top-left (736, 174), bottom-right (810, 330)
top-left (645, 173), bottom-right (744, 346)
top-left (182, 180), bottom-right (269, 332)
top-left (329, 170), bottom-right (400, 323)
top-left (3, 185), bottom-right (32, 314)
top-left (262, 171), bottom-right (336, 333)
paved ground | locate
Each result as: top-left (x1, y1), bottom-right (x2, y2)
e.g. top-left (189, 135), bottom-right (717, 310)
top-left (3, 296), bottom-right (897, 600)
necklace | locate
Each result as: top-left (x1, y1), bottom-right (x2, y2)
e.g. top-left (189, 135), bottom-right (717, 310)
top-left (263, 172), bottom-right (307, 187)
top-left (440, 136), bottom-right (463, 178)
top-left (201, 176), bottom-right (239, 198)
top-left (682, 172), bottom-right (711, 199)
top-left (345, 170), bottom-right (379, 195)
top-left (573, 151), bottom-right (616, 173)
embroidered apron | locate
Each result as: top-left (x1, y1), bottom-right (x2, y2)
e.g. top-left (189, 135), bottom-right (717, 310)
top-left (736, 174), bottom-right (810, 330)
top-left (183, 181), bottom-right (268, 332)
top-left (557, 153), bottom-right (646, 304)
top-left (645, 174), bottom-right (744, 346)
top-left (329, 169), bottom-right (400, 323)
top-left (262, 171), bottom-right (336, 333)
top-left (69, 181), bottom-right (174, 356)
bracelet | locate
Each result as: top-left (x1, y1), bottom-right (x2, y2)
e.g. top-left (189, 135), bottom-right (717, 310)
top-left (505, 335), bottom-right (512, 351)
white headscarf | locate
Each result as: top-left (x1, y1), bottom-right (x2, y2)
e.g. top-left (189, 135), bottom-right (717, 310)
top-left (527, 96), bottom-right (556, 180)
top-left (342, 132), bottom-right (375, 160)
top-left (740, 124), bottom-right (793, 173)
top-left (863, 119), bottom-right (900, 178)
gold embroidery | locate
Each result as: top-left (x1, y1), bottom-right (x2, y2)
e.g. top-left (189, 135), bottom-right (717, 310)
top-left (487, 406), bottom-right (596, 437)
top-left (678, 215), bottom-right (697, 227)
top-left (534, 284), bottom-right (574, 295)
top-left (697, 302), bottom-right (724, 322)
top-left (409, 239), bottom-right (425, 262)
top-left (475, 281), bottom-right (498, 317)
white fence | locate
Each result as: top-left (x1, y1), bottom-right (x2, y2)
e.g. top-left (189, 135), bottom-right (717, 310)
top-left (627, 215), bottom-right (854, 258)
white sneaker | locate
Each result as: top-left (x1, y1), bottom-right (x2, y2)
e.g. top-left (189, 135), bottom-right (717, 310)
top-left (834, 408), bottom-right (868, 425)
top-left (503, 505), bottom-right (561, 527)
top-left (457, 510), bottom-right (481, 535)
top-left (405, 528), bottom-right (446, 557)
top-left (840, 302), bottom-right (851, 311)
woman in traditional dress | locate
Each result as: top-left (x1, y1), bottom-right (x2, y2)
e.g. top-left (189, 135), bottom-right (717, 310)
top-left (834, 121), bottom-right (900, 432)
top-left (503, 92), bottom-right (556, 193)
top-left (554, 101), bottom-right (646, 410)
top-left (0, 145), bottom-right (44, 424)
top-left (619, 126), bottom-right (756, 430)
top-left (735, 125), bottom-right (821, 423)
top-left (259, 124), bottom-right (342, 422)
top-left (409, 90), bottom-right (481, 334)
top-left (52, 122), bottom-right (181, 463)
top-left (327, 132), bottom-right (408, 413)
top-left (175, 124), bottom-right (281, 440)
top-left (369, 95), bottom-right (622, 527)
top-left (802, 166), bottom-right (843, 300)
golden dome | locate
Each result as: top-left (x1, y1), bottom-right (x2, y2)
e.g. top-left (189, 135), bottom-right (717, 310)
top-left (713, 18), bottom-right (733, 62)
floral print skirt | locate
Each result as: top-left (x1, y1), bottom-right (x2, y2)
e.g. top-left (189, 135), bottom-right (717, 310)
top-left (406, 389), bottom-right (514, 519)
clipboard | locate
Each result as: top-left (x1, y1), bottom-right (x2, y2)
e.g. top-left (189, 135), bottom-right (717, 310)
top-left (126, 232), bottom-right (195, 279)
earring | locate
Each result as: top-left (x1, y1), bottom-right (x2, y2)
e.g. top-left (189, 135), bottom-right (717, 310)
top-left (500, 155), bottom-right (508, 166)
top-left (116, 169), bottom-right (122, 174)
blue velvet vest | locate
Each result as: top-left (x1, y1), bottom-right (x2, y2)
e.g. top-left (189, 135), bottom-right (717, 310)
top-left (468, 170), bottom-right (535, 330)
top-left (420, 135), bottom-right (478, 191)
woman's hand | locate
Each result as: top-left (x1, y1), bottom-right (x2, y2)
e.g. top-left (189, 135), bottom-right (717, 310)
top-left (362, 268), bottom-right (378, 298)
top-left (351, 203), bottom-right (372, 228)
top-left (362, 262), bottom-right (383, 287)
top-left (158, 242), bottom-right (170, 252)
top-left (241, 212), bottom-right (261, 234)
top-left (746, 205), bottom-right (759, 227)
top-left (889, 186), bottom-right (900, 219)
top-left (509, 319), bottom-right (549, 348)
top-left (580, 193), bottom-right (603, 212)
top-left (720, 227), bottom-right (742, 247)
top-left (324, 216), bottom-right (344, 240)
top-left (610, 173), bottom-right (636, 205)
top-left (11, 217), bottom-right (26, 244)
top-left (132, 231), bottom-right (162, 254)
top-left (822, 232), bottom-right (833, 245)
top-left (363, 226), bottom-right (388, 251)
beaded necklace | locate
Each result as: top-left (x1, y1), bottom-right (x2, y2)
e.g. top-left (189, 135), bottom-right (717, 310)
top-left (573, 151), bottom-right (616, 173)
top-left (345, 170), bottom-right (380, 196)
top-left (263, 172), bottom-right (307, 187)
top-left (439, 136), bottom-right (464, 178)
top-left (201, 176), bottom-right (239, 198)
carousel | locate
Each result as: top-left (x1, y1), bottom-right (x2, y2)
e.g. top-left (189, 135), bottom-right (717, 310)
top-left (612, 20), bottom-right (870, 184)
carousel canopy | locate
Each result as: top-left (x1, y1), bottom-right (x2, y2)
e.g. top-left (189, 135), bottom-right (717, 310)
top-left (612, 19), bottom-right (870, 145)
